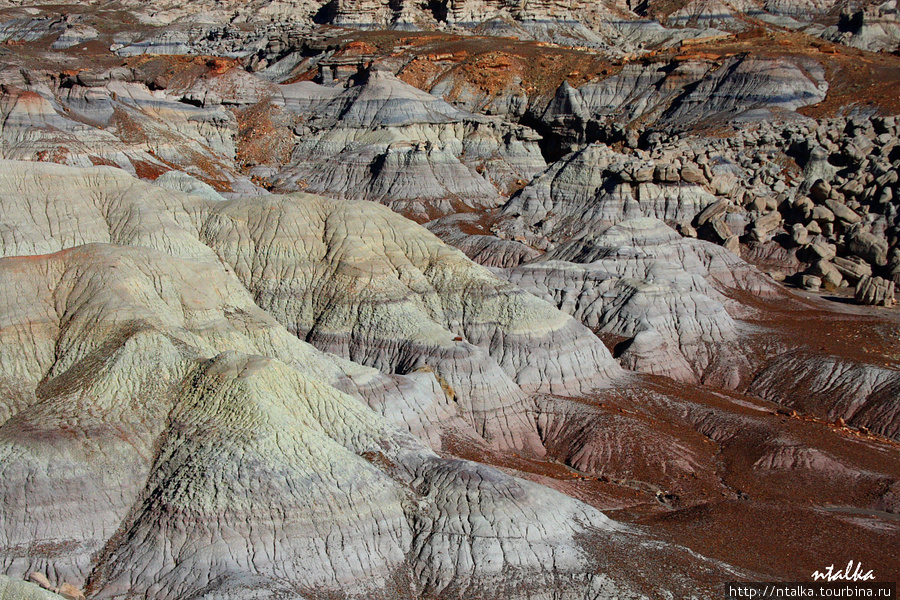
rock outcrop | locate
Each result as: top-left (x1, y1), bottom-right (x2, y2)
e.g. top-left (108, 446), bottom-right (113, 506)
top-left (530, 55), bottom-right (827, 157)
top-left (0, 56), bottom-right (547, 221)
top-left (0, 161), bottom-right (625, 448)
top-left (750, 352), bottom-right (900, 439)
top-left (0, 0), bottom-right (897, 57)
top-left (0, 76), bottom-right (243, 190)
top-left (855, 274), bottom-right (896, 306)
top-left (499, 218), bottom-right (775, 384)
top-left (268, 68), bottom-right (546, 221)
top-left (495, 143), bottom-right (722, 244)
top-left (0, 161), bottom-right (730, 599)
top-left (823, 1), bottom-right (900, 53)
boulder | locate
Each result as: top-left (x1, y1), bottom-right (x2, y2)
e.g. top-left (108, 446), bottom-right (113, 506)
top-left (791, 223), bottom-right (809, 246)
top-left (696, 199), bottom-right (729, 226)
top-left (753, 210), bottom-right (782, 236)
top-left (810, 179), bottom-right (832, 203)
top-left (710, 217), bottom-right (733, 242)
top-left (793, 196), bottom-right (814, 218)
top-left (749, 195), bottom-right (768, 213)
top-left (832, 256), bottom-right (873, 283)
top-left (634, 165), bottom-right (656, 182)
top-left (840, 179), bottom-right (865, 198)
top-left (56, 584), bottom-right (85, 600)
top-left (711, 172), bottom-right (738, 195)
top-left (848, 230), bottom-right (889, 267)
top-left (809, 260), bottom-right (843, 291)
top-left (824, 198), bottom-right (861, 224)
top-left (855, 275), bottom-right (896, 306)
top-left (680, 164), bottom-right (707, 184)
top-left (806, 220), bottom-right (823, 235)
top-left (655, 164), bottom-right (681, 182)
top-left (723, 234), bottom-right (741, 255)
top-left (801, 274), bottom-right (822, 291)
top-left (28, 573), bottom-right (53, 591)
top-left (628, 163), bottom-right (655, 182)
top-left (808, 240), bottom-right (837, 261)
top-left (876, 169), bottom-right (898, 187)
top-left (677, 221), bottom-right (698, 238)
top-left (811, 205), bottom-right (835, 223)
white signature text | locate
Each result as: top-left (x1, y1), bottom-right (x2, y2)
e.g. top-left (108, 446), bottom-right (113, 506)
top-left (812, 561), bottom-right (875, 582)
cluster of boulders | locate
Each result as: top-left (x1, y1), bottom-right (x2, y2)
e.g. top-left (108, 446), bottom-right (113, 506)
top-left (778, 116), bottom-right (897, 304)
top-left (620, 115), bottom-right (900, 306)
top-left (507, 114), bottom-right (899, 310)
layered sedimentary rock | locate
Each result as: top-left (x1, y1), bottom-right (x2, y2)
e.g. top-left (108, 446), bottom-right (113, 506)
top-left (268, 68), bottom-right (546, 221)
top-left (822, 1), bottom-right (900, 53)
top-left (499, 218), bottom-right (776, 383)
top-left (0, 161), bottom-right (730, 599)
top-left (1, 0), bottom-right (898, 55)
top-left (660, 57), bottom-right (827, 124)
top-left (495, 143), bottom-right (722, 244)
top-left (532, 55), bottom-right (827, 156)
top-left (0, 161), bottom-right (623, 449)
top-left (750, 352), bottom-right (900, 440)
top-left (0, 251), bottom-right (621, 599)
top-left (0, 75), bottom-right (243, 189)
top-left (664, 0), bottom-right (747, 31)
top-left (426, 214), bottom-right (543, 268)
top-left (0, 59), bottom-right (544, 218)
top-left (1, 0), bottom-right (900, 594)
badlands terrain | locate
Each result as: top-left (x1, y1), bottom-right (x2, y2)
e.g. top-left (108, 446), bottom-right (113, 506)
top-left (0, 0), bottom-right (899, 598)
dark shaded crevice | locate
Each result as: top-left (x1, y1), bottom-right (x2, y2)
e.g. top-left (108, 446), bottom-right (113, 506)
top-left (313, 0), bottom-right (339, 25)
top-left (427, 0), bottom-right (448, 22)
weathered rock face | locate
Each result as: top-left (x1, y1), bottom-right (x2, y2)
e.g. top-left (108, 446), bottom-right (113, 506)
top-left (496, 105), bottom-right (900, 311)
top-left (426, 214), bottom-right (543, 267)
top-left (0, 0), bottom-right (898, 59)
top-left (195, 197), bottom-right (620, 447)
top-left (2, 1), bottom-right (900, 595)
top-left (0, 161), bottom-right (709, 600)
top-left (660, 57), bottom-right (827, 124)
top-left (499, 218), bottom-right (776, 384)
top-left (530, 55), bottom-right (827, 156)
top-left (267, 68), bottom-right (545, 221)
top-left (0, 58), bottom-right (544, 219)
top-left (495, 143), bottom-right (721, 244)
top-left (0, 161), bottom-right (624, 449)
top-left (823, 1), bottom-right (900, 53)
top-left (446, 0), bottom-right (597, 24)
top-left (0, 76), bottom-right (243, 190)
top-left (750, 352), bottom-right (900, 439)
top-left (663, 0), bottom-right (747, 30)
